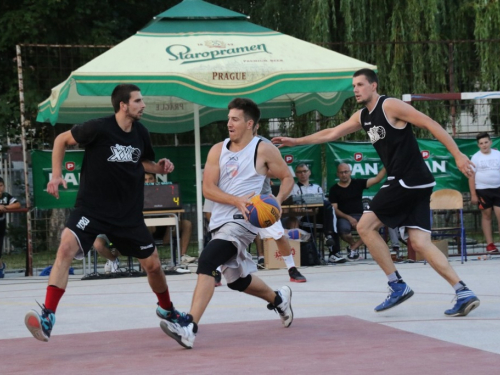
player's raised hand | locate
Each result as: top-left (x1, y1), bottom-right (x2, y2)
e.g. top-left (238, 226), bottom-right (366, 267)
top-left (47, 176), bottom-right (67, 199)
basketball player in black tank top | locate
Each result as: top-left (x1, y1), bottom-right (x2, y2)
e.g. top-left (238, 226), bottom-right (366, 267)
top-left (273, 69), bottom-right (480, 317)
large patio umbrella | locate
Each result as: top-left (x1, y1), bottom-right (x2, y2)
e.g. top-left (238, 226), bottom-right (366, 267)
top-left (36, 0), bottom-right (376, 250)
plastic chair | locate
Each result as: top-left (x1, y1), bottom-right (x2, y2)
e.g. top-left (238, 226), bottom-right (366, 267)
top-left (430, 189), bottom-right (467, 264)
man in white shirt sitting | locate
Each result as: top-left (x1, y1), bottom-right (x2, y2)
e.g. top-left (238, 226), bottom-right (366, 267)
top-left (290, 163), bottom-right (346, 263)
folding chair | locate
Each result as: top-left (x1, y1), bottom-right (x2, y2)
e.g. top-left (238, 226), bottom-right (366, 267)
top-left (430, 189), bottom-right (467, 264)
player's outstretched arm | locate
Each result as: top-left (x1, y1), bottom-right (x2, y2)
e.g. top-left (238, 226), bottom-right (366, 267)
top-left (271, 112), bottom-right (362, 148)
top-left (47, 131), bottom-right (77, 199)
top-left (384, 98), bottom-right (475, 178)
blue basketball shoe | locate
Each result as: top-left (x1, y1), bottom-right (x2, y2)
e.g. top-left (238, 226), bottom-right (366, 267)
top-left (445, 288), bottom-right (480, 317)
top-left (375, 281), bottom-right (414, 312)
top-left (156, 303), bottom-right (189, 325)
top-left (25, 302), bottom-right (55, 342)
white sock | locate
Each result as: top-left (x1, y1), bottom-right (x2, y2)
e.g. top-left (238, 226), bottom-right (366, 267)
top-left (258, 256), bottom-right (264, 261)
top-left (282, 254), bottom-right (295, 269)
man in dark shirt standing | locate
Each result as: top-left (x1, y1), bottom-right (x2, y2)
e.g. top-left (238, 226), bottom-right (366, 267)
top-left (25, 84), bottom-right (186, 342)
top-left (329, 163), bottom-right (386, 260)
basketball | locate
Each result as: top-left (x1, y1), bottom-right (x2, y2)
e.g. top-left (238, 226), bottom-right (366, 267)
top-left (247, 194), bottom-right (281, 228)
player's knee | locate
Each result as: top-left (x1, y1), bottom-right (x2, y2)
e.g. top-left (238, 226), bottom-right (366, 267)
top-left (142, 258), bottom-right (162, 275)
top-left (227, 274), bottom-right (252, 292)
top-left (197, 249), bottom-right (217, 276)
top-left (409, 236), bottom-right (428, 253)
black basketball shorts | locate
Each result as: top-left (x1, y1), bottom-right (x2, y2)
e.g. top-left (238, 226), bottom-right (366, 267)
top-left (475, 188), bottom-right (500, 210)
top-left (65, 208), bottom-right (155, 259)
top-left (366, 179), bottom-right (433, 232)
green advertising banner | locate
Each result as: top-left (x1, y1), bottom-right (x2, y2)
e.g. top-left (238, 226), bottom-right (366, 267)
top-left (276, 144), bottom-right (322, 186)
top-left (32, 146), bottom-right (213, 209)
top-left (326, 138), bottom-right (500, 196)
top-left (32, 150), bottom-right (84, 209)
top-left (32, 144), bottom-right (322, 209)
top-left (32, 138), bottom-right (497, 209)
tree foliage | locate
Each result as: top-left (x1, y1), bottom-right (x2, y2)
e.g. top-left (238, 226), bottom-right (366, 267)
top-left (1, 0), bottom-right (500, 148)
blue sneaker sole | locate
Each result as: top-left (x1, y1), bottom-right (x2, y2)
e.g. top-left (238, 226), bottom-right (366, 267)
top-left (375, 289), bottom-right (415, 312)
top-left (445, 297), bottom-right (480, 317)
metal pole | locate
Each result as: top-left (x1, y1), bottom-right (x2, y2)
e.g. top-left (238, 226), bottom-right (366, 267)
top-left (449, 42), bottom-right (456, 137)
top-left (16, 45), bottom-right (34, 277)
top-left (194, 104), bottom-right (204, 254)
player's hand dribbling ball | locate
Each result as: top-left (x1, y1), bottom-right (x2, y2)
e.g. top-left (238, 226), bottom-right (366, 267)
top-left (247, 194), bottom-right (281, 228)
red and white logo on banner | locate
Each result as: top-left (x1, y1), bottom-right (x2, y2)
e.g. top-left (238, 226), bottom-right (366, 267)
top-left (284, 155), bottom-right (294, 164)
top-left (65, 162), bottom-right (75, 171)
top-left (421, 150), bottom-right (430, 159)
top-left (354, 153), bottom-right (363, 162)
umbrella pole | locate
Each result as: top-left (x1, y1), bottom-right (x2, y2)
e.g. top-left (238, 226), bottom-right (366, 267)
top-left (194, 104), bottom-right (204, 254)
top-left (16, 44), bottom-right (34, 277)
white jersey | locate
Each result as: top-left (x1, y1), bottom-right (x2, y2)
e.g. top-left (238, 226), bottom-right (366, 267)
top-left (471, 149), bottom-right (500, 189)
top-left (209, 137), bottom-right (266, 232)
top-left (291, 182), bottom-right (323, 195)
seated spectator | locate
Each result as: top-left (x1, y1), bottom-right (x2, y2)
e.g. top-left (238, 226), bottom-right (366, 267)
top-left (144, 172), bottom-right (195, 264)
top-left (291, 163), bottom-right (345, 263)
top-left (328, 163), bottom-right (386, 261)
top-left (0, 177), bottom-right (21, 278)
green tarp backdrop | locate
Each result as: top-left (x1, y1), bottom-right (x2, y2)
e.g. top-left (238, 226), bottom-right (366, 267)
top-left (32, 138), bottom-right (499, 209)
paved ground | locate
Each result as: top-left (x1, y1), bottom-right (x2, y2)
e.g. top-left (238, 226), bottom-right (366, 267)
top-left (1, 256), bottom-right (500, 374)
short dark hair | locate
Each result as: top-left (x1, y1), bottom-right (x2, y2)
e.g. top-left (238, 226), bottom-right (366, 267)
top-left (228, 98), bottom-right (261, 129)
top-left (353, 69), bottom-right (378, 85)
top-left (295, 163), bottom-right (310, 171)
top-left (111, 84), bottom-right (141, 113)
top-left (0, 177), bottom-right (4, 184)
top-left (476, 132), bottom-right (490, 142)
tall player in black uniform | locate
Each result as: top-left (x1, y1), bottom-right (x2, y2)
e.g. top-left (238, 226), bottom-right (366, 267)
top-left (25, 84), bottom-right (186, 342)
top-left (272, 69), bottom-right (480, 317)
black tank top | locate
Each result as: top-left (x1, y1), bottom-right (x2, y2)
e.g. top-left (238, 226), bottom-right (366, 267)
top-left (360, 96), bottom-right (435, 187)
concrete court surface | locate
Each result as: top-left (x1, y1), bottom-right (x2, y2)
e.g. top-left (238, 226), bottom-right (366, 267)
top-left (1, 256), bottom-right (500, 374)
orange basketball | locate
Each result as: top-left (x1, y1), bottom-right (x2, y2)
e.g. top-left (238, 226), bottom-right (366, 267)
top-left (247, 194), bottom-right (281, 228)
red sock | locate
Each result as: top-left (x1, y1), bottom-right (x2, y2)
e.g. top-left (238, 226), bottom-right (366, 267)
top-left (155, 288), bottom-right (172, 311)
top-left (45, 285), bottom-right (65, 313)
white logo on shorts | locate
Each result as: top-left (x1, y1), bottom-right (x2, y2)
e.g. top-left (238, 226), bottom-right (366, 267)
top-left (140, 243), bottom-right (154, 250)
top-left (76, 216), bottom-right (90, 230)
top-left (107, 144), bottom-right (141, 162)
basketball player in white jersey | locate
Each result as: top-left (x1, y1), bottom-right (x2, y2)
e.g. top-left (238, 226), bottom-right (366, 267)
top-left (161, 98), bottom-right (295, 349)
top-left (273, 69), bottom-right (479, 318)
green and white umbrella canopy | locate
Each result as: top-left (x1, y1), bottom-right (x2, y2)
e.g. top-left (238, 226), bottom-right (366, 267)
top-left (36, 0), bottom-right (376, 251)
top-left (37, 0), bottom-right (376, 133)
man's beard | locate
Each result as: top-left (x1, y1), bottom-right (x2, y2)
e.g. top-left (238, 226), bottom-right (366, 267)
top-left (126, 109), bottom-right (142, 121)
